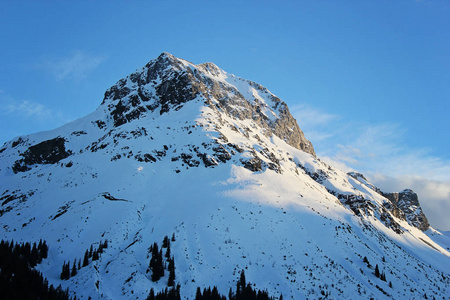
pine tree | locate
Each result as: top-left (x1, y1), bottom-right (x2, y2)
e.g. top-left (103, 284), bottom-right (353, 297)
top-left (40, 240), bottom-right (48, 259)
top-left (162, 235), bottom-right (170, 248)
top-left (98, 243), bottom-right (104, 254)
top-left (166, 242), bottom-right (171, 259)
top-left (236, 269), bottom-right (246, 298)
top-left (168, 257), bottom-right (175, 287)
top-left (228, 287), bottom-right (234, 300)
top-left (89, 245), bottom-right (93, 258)
top-left (375, 264), bottom-right (380, 278)
top-left (212, 286), bottom-right (219, 299)
top-left (71, 260), bottom-right (77, 277)
top-left (381, 271), bottom-right (386, 281)
top-left (30, 242), bottom-right (39, 267)
top-left (92, 250), bottom-right (99, 261)
top-left (363, 256), bottom-right (369, 265)
top-left (83, 250), bottom-right (89, 267)
top-left (60, 261), bottom-right (70, 280)
top-left (146, 288), bottom-right (155, 300)
top-left (149, 243), bottom-right (164, 281)
top-left (389, 281), bottom-right (393, 288)
top-left (195, 287), bottom-right (203, 300)
top-left (171, 233), bottom-right (176, 242)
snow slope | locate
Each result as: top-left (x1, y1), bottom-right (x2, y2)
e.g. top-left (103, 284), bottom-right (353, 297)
top-left (0, 53), bottom-right (449, 300)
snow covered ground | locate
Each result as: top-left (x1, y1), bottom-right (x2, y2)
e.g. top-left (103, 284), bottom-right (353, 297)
top-left (0, 53), bottom-right (449, 299)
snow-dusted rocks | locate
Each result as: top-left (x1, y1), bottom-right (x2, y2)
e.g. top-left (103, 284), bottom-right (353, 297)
top-left (101, 52), bottom-right (315, 156)
top-left (382, 189), bottom-right (430, 231)
top-left (0, 53), bottom-right (448, 300)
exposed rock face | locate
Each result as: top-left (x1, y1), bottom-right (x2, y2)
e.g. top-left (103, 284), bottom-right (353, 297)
top-left (347, 172), bottom-right (382, 194)
top-left (12, 137), bottom-right (71, 173)
top-left (101, 52), bottom-right (315, 156)
top-left (382, 189), bottom-right (430, 231)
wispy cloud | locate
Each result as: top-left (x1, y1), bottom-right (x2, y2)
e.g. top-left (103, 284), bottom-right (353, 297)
top-left (5, 99), bottom-right (51, 120)
top-left (291, 104), bottom-right (341, 142)
top-left (0, 91), bottom-right (68, 123)
top-left (291, 104), bottom-right (340, 128)
top-left (39, 51), bottom-right (106, 81)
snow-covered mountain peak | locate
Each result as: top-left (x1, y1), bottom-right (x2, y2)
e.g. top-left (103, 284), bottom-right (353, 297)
top-left (96, 53), bottom-right (315, 156)
top-left (0, 53), bottom-right (449, 300)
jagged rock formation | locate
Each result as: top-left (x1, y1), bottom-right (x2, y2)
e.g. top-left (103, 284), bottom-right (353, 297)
top-left (347, 172), bottom-right (430, 232)
top-left (100, 52), bottom-right (315, 156)
top-left (382, 189), bottom-right (430, 231)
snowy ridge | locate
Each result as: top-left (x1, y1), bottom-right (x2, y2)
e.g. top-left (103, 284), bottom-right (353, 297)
top-left (0, 53), bottom-right (449, 299)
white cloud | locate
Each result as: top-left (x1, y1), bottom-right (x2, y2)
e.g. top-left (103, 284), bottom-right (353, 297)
top-left (0, 93), bottom-right (68, 123)
top-left (291, 104), bottom-right (340, 128)
top-left (5, 99), bottom-right (50, 119)
top-left (40, 51), bottom-right (106, 81)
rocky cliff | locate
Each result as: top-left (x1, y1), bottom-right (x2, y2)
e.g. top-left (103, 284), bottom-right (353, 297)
top-left (382, 189), bottom-right (430, 231)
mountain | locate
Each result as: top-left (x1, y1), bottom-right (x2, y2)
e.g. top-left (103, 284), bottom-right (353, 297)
top-left (0, 53), bottom-right (449, 299)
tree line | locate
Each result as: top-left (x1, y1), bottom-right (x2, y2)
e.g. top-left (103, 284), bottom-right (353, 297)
top-left (60, 239), bottom-right (108, 280)
top-left (0, 239), bottom-right (73, 300)
top-left (145, 269), bottom-right (279, 300)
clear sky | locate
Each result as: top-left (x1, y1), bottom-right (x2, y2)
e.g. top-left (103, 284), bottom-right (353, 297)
top-left (1, 1), bottom-right (449, 229)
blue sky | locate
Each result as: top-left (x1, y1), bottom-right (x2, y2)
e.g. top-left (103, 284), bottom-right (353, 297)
top-left (1, 1), bottom-right (449, 229)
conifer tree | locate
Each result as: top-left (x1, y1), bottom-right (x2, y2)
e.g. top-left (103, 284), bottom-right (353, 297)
top-left (92, 250), bottom-right (99, 261)
top-left (166, 242), bottom-right (171, 259)
top-left (363, 256), bottom-right (369, 266)
top-left (60, 261), bottom-right (70, 280)
top-left (30, 242), bottom-right (39, 267)
top-left (71, 260), bottom-right (77, 277)
top-left (381, 271), bottom-right (386, 281)
top-left (146, 288), bottom-right (155, 300)
top-left (83, 250), bottom-right (89, 267)
top-left (40, 240), bottom-right (48, 259)
top-left (163, 235), bottom-right (170, 248)
top-left (149, 243), bottom-right (164, 281)
top-left (168, 257), bottom-right (175, 287)
top-left (195, 287), bottom-right (203, 300)
top-left (375, 264), bottom-right (380, 278)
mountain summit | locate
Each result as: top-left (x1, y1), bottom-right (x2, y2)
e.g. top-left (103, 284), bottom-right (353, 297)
top-left (0, 53), bottom-right (449, 299)
top-left (102, 52), bottom-right (315, 155)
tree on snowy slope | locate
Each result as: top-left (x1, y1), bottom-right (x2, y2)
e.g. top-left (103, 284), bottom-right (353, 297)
top-left (149, 242), bottom-right (164, 281)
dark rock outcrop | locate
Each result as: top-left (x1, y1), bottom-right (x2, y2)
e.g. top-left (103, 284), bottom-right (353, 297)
top-left (12, 137), bottom-right (71, 173)
top-left (382, 189), bottom-right (429, 231)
